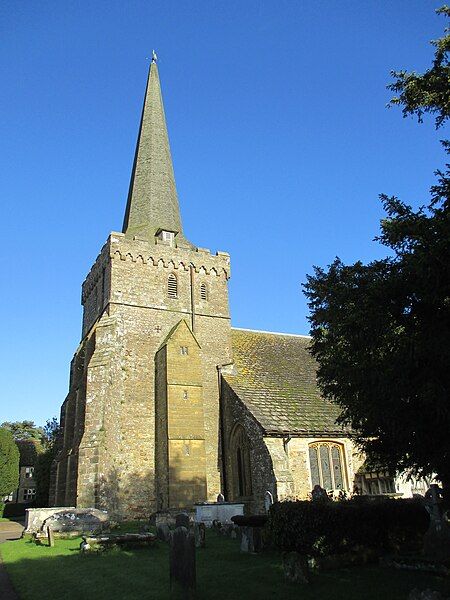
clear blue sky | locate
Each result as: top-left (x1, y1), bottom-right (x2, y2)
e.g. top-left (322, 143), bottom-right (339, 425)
top-left (0, 1), bottom-right (446, 425)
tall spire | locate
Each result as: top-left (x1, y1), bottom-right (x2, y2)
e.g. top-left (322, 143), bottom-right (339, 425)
top-left (122, 59), bottom-right (188, 244)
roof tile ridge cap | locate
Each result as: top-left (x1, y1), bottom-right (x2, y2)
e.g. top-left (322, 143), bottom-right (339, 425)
top-left (231, 326), bottom-right (311, 339)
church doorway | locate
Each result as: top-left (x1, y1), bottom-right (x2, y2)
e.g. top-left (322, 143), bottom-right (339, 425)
top-left (230, 424), bottom-right (253, 500)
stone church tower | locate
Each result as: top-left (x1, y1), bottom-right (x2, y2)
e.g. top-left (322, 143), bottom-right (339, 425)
top-left (50, 60), bottom-right (232, 518)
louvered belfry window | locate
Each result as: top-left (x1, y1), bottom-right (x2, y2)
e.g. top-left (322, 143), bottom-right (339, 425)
top-left (168, 273), bottom-right (178, 298)
top-left (200, 283), bottom-right (208, 301)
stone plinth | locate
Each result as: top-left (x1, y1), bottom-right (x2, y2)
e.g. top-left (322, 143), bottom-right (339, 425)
top-left (194, 502), bottom-right (244, 527)
top-left (25, 507), bottom-right (108, 534)
top-left (25, 507), bottom-right (76, 533)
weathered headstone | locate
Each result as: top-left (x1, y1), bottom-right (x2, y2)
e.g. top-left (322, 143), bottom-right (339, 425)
top-left (80, 537), bottom-right (91, 553)
top-left (217, 493), bottom-right (225, 503)
top-left (175, 512), bottom-right (190, 529)
top-left (157, 523), bottom-right (171, 542)
top-left (169, 526), bottom-right (196, 599)
top-left (240, 526), bottom-right (263, 553)
top-left (194, 522), bottom-right (206, 548)
top-left (47, 526), bottom-right (54, 548)
top-left (311, 484), bottom-right (329, 502)
top-left (423, 484), bottom-right (450, 560)
top-left (282, 552), bottom-right (310, 584)
top-left (264, 491), bottom-right (274, 513)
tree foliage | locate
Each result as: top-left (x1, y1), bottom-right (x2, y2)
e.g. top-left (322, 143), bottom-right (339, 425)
top-left (35, 418), bottom-right (61, 507)
top-left (388, 6), bottom-right (450, 128)
top-left (304, 8), bottom-right (450, 490)
top-left (0, 428), bottom-right (20, 498)
top-left (1, 421), bottom-right (44, 443)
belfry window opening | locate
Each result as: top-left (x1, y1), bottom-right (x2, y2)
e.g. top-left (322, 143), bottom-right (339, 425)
top-left (168, 273), bottom-right (178, 298)
top-left (200, 282), bottom-right (208, 301)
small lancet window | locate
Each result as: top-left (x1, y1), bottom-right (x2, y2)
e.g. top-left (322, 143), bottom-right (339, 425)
top-left (168, 273), bottom-right (178, 298)
top-left (200, 283), bottom-right (208, 301)
top-left (180, 346), bottom-right (189, 356)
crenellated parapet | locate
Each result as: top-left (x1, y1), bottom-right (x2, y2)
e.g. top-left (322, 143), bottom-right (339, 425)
top-left (81, 243), bottom-right (110, 305)
top-left (109, 232), bottom-right (231, 277)
top-left (81, 232), bottom-right (231, 305)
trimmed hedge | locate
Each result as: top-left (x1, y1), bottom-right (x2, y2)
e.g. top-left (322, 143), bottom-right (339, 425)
top-left (231, 515), bottom-right (268, 527)
top-left (3, 501), bottom-right (35, 518)
top-left (268, 497), bottom-right (429, 557)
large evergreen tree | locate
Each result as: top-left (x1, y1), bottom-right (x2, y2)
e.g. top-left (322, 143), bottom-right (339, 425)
top-left (35, 418), bottom-right (60, 507)
top-left (304, 7), bottom-right (450, 494)
top-left (0, 428), bottom-right (20, 501)
top-left (1, 420), bottom-right (45, 443)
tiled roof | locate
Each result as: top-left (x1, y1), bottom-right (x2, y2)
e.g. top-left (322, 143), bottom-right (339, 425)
top-left (224, 328), bottom-right (344, 436)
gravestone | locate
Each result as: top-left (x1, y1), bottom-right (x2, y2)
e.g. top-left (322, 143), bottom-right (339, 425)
top-left (157, 523), bottom-right (171, 542)
top-left (282, 552), bottom-right (310, 584)
top-left (169, 526), bottom-right (196, 599)
top-left (194, 522), bottom-right (206, 548)
top-left (264, 491), bottom-right (274, 513)
top-left (175, 513), bottom-right (190, 529)
top-left (217, 493), bottom-right (225, 503)
top-left (79, 537), bottom-right (91, 553)
top-left (240, 526), bottom-right (263, 553)
top-left (423, 484), bottom-right (450, 560)
top-left (311, 484), bottom-right (329, 502)
top-left (47, 526), bottom-right (54, 548)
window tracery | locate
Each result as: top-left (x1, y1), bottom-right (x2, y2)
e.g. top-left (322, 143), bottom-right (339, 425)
top-left (308, 442), bottom-right (346, 491)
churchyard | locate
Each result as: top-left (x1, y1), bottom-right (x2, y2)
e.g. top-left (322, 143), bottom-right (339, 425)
top-left (1, 513), bottom-right (449, 600)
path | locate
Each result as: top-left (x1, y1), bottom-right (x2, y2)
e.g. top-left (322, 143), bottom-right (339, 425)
top-left (0, 521), bottom-right (24, 600)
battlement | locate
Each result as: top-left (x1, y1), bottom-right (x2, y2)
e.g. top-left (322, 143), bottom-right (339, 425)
top-left (82, 232), bottom-right (231, 304)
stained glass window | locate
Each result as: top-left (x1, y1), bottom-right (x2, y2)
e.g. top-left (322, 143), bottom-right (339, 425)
top-left (331, 445), bottom-right (344, 489)
top-left (309, 446), bottom-right (320, 487)
top-left (308, 442), bottom-right (346, 491)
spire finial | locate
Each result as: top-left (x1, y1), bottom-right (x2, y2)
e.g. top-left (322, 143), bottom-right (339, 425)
top-left (152, 49), bottom-right (158, 64)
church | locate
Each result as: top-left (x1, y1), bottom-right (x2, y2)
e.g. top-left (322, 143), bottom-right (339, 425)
top-left (50, 59), bottom-right (400, 518)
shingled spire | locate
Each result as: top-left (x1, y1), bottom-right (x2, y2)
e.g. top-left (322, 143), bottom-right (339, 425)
top-left (122, 59), bottom-right (188, 244)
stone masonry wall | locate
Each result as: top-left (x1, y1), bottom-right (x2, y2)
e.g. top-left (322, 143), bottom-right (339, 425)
top-left (221, 380), bottom-right (362, 513)
top-left (221, 380), bottom-right (275, 514)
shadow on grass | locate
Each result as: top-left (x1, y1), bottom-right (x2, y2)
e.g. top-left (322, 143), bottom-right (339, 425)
top-left (1, 532), bottom-right (450, 600)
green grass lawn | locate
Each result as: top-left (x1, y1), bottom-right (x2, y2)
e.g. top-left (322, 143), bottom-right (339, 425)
top-left (1, 528), bottom-right (449, 600)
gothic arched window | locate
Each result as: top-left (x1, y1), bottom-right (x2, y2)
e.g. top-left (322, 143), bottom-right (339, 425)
top-left (168, 273), bottom-right (178, 298)
top-left (308, 442), bottom-right (346, 491)
top-left (200, 282), bottom-right (208, 301)
top-left (230, 424), bottom-right (252, 498)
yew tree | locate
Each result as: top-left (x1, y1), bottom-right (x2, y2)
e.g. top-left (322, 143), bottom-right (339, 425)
top-left (304, 7), bottom-right (450, 494)
top-left (0, 428), bottom-right (19, 499)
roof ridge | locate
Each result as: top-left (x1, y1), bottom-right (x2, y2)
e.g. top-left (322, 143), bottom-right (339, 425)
top-left (231, 327), bottom-right (311, 339)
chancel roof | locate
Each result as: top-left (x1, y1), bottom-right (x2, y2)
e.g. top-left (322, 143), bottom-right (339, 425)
top-left (224, 328), bottom-right (344, 436)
